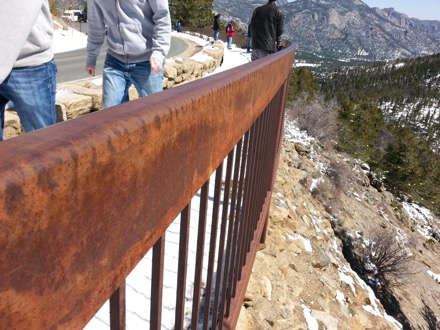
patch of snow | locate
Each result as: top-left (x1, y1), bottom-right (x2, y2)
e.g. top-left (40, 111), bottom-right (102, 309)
top-left (53, 24), bottom-right (87, 54)
top-left (352, 192), bottom-right (362, 202)
top-left (427, 270), bottom-right (440, 283)
top-left (309, 177), bottom-right (324, 193)
top-left (301, 305), bottom-right (319, 330)
top-left (348, 267), bottom-right (403, 330)
top-left (335, 290), bottom-right (347, 306)
top-left (296, 62), bottom-right (321, 67)
top-left (338, 267), bottom-right (357, 295)
top-left (287, 234), bottom-right (313, 252)
top-left (402, 202), bottom-right (438, 240)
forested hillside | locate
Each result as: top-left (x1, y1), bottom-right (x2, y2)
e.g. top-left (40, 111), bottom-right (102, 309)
top-left (320, 53), bottom-right (440, 144)
top-left (288, 55), bottom-right (440, 215)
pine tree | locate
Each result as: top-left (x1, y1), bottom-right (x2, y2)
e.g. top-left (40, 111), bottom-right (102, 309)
top-left (336, 100), bottom-right (385, 165)
top-left (49, 0), bottom-right (60, 15)
top-left (288, 68), bottom-right (320, 103)
top-left (169, 0), bottom-right (213, 28)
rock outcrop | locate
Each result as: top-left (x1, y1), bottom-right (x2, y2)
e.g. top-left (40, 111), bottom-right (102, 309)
top-left (239, 121), bottom-right (440, 329)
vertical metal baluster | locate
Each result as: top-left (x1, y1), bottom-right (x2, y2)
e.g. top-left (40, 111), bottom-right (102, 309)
top-left (175, 204), bottom-right (191, 329)
top-left (203, 164), bottom-right (224, 329)
top-left (191, 180), bottom-right (209, 329)
top-left (150, 237), bottom-right (165, 330)
top-left (110, 281), bottom-right (126, 330)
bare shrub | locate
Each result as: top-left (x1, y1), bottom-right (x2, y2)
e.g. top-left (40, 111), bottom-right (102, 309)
top-left (286, 96), bottom-right (338, 146)
top-left (360, 227), bottom-right (414, 290)
top-left (311, 158), bottom-right (354, 216)
top-left (324, 158), bottom-right (354, 191)
top-left (310, 177), bottom-right (337, 203)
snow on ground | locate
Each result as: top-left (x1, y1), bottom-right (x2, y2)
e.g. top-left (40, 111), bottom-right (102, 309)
top-left (338, 266), bottom-right (403, 329)
top-left (53, 22), bottom-right (88, 54)
top-left (335, 290), bottom-right (347, 307)
top-left (301, 304), bottom-right (319, 330)
top-left (427, 270), bottom-right (440, 283)
top-left (286, 233), bottom-right (313, 252)
top-left (402, 202), bottom-right (438, 240)
top-left (171, 31), bottom-right (252, 72)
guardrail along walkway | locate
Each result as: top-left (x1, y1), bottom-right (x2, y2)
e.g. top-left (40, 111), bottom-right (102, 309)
top-left (0, 45), bottom-right (295, 329)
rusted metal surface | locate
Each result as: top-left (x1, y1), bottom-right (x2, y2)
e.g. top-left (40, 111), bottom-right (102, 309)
top-left (0, 45), bottom-right (294, 329)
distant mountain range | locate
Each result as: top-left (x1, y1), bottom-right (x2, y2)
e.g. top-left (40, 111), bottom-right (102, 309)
top-left (55, 0), bottom-right (440, 64)
top-left (214, 0), bottom-right (440, 63)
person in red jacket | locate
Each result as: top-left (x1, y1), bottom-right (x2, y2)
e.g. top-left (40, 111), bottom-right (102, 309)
top-left (225, 20), bottom-right (236, 49)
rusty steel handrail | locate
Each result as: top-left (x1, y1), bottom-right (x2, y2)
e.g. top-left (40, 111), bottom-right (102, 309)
top-left (0, 45), bottom-right (295, 329)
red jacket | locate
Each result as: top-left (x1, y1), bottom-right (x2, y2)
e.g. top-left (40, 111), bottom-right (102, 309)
top-left (226, 23), bottom-right (235, 37)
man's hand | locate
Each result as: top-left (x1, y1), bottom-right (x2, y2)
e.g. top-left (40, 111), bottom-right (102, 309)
top-left (150, 57), bottom-right (162, 74)
top-left (85, 64), bottom-right (96, 76)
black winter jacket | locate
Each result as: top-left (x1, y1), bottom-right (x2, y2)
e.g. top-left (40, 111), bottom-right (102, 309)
top-left (213, 15), bottom-right (220, 31)
top-left (250, 1), bottom-right (284, 52)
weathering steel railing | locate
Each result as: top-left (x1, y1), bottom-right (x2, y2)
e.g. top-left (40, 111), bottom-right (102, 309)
top-left (0, 45), bottom-right (295, 329)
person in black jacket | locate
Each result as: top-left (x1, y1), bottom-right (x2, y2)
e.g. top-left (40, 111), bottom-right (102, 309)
top-left (249, 0), bottom-right (284, 61)
top-left (213, 14), bottom-right (221, 41)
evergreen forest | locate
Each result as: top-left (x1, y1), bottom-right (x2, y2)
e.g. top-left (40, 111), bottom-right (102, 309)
top-left (288, 54), bottom-right (440, 215)
top-left (169, 0), bottom-right (214, 28)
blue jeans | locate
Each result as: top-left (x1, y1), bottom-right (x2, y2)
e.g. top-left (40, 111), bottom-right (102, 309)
top-left (102, 54), bottom-right (164, 109)
top-left (0, 59), bottom-right (57, 141)
top-left (227, 37), bottom-right (233, 49)
top-left (214, 30), bottom-right (220, 41)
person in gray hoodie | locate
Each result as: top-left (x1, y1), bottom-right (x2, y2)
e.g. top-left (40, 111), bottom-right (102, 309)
top-left (0, 0), bottom-right (57, 141)
top-left (85, 0), bottom-right (171, 109)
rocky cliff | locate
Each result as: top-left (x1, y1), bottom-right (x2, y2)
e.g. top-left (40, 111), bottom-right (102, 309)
top-left (238, 117), bottom-right (440, 329)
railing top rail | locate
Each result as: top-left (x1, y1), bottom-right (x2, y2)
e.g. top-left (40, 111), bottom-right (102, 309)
top-left (0, 45), bottom-right (295, 329)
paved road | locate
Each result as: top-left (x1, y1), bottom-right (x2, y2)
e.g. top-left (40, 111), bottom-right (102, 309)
top-left (55, 28), bottom-right (189, 83)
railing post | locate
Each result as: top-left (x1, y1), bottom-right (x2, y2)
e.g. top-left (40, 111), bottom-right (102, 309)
top-left (150, 237), bottom-right (165, 330)
top-left (110, 281), bottom-right (126, 330)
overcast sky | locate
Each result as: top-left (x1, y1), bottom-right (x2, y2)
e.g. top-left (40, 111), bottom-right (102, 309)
top-left (362, 0), bottom-right (440, 20)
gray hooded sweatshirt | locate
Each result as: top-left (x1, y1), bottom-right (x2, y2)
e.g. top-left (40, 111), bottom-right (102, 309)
top-left (86, 0), bottom-right (171, 66)
top-left (0, 0), bottom-right (54, 83)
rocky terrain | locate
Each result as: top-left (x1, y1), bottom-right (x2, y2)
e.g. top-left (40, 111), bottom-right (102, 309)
top-left (214, 0), bottom-right (440, 64)
top-left (238, 118), bottom-right (440, 329)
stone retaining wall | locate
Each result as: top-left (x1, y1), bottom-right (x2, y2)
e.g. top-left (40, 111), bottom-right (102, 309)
top-left (4, 35), bottom-right (224, 140)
